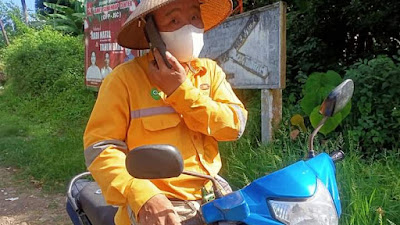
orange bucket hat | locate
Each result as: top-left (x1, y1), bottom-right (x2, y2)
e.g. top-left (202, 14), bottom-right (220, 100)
top-left (117, 0), bottom-right (233, 50)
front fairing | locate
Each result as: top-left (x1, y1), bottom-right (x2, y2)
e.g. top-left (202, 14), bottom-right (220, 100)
top-left (202, 153), bottom-right (341, 224)
top-left (305, 153), bottom-right (341, 216)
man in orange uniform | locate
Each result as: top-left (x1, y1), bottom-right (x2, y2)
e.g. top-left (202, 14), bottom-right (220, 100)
top-left (83, 0), bottom-right (248, 224)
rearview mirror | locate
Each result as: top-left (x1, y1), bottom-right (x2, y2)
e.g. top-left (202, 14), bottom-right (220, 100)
top-left (320, 79), bottom-right (354, 117)
top-left (125, 145), bottom-right (184, 179)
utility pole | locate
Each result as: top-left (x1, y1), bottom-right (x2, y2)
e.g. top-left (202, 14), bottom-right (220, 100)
top-left (0, 19), bottom-right (10, 46)
top-left (21, 0), bottom-right (28, 24)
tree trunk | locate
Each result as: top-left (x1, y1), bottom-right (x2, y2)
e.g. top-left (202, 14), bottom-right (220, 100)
top-left (21, 0), bottom-right (28, 24)
top-left (0, 19), bottom-right (10, 46)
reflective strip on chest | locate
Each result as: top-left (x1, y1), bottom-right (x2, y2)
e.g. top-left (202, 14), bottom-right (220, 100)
top-left (131, 106), bottom-right (176, 119)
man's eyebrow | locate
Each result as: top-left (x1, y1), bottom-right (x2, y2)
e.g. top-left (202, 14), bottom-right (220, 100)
top-left (165, 8), bottom-right (180, 17)
top-left (164, 5), bottom-right (200, 17)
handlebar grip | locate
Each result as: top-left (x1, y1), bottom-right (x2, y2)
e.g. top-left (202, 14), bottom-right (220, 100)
top-left (182, 218), bottom-right (243, 225)
top-left (181, 214), bottom-right (204, 225)
top-left (330, 150), bottom-right (345, 162)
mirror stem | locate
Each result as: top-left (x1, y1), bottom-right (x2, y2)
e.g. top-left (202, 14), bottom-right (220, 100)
top-left (308, 116), bottom-right (328, 159)
top-left (182, 171), bottom-right (223, 199)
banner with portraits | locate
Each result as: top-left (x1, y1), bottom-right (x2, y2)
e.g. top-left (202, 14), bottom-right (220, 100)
top-left (84, 0), bottom-right (141, 88)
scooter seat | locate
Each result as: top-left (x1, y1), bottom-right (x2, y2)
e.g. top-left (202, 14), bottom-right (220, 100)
top-left (78, 182), bottom-right (118, 225)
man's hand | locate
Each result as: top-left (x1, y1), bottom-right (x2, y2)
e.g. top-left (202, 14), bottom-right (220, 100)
top-left (138, 194), bottom-right (181, 225)
top-left (148, 49), bottom-right (187, 96)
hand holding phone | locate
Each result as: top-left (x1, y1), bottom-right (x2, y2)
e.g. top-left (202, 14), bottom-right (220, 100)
top-left (144, 15), bottom-right (173, 69)
top-left (148, 48), bottom-right (187, 95)
top-left (145, 15), bottom-right (187, 95)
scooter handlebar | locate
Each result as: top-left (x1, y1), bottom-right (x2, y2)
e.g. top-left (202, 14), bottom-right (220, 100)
top-left (181, 214), bottom-right (204, 225)
top-left (181, 214), bottom-right (242, 225)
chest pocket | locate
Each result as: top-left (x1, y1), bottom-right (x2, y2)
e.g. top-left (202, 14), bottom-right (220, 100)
top-left (141, 113), bottom-right (181, 131)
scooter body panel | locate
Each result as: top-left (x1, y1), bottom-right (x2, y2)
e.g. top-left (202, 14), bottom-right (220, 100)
top-left (305, 152), bottom-right (341, 215)
top-left (202, 153), bottom-right (341, 224)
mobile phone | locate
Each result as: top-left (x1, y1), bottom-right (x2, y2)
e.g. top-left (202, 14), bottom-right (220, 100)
top-left (144, 15), bottom-right (172, 69)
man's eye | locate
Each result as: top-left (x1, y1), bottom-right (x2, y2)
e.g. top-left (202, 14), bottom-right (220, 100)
top-left (171, 19), bottom-right (179, 24)
top-left (192, 15), bottom-right (199, 20)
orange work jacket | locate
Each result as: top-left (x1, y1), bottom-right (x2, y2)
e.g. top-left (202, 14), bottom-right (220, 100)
top-left (83, 53), bottom-right (247, 225)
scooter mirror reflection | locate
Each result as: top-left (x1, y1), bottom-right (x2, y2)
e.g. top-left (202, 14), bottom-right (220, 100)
top-left (320, 79), bottom-right (354, 117)
top-left (125, 144), bottom-right (184, 179)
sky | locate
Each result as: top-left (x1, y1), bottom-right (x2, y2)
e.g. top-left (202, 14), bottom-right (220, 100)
top-left (9, 0), bottom-right (36, 11)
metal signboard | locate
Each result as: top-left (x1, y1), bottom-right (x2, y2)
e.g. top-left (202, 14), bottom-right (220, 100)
top-left (200, 1), bottom-right (286, 90)
top-left (84, 0), bottom-right (141, 88)
top-left (201, 2), bottom-right (286, 142)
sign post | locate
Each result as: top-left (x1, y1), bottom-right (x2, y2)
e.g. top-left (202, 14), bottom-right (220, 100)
top-left (200, 2), bottom-right (286, 143)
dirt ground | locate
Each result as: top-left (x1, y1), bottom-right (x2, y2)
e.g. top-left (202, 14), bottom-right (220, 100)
top-left (0, 167), bottom-right (71, 225)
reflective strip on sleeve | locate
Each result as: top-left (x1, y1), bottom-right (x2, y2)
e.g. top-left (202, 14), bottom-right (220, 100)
top-left (127, 205), bottom-right (138, 224)
top-left (130, 106), bottom-right (176, 119)
top-left (84, 140), bottom-right (128, 168)
top-left (230, 104), bottom-right (247, 139)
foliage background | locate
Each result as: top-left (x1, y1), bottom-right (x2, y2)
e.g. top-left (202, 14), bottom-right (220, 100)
top-left (0, 19), bottom-right (95, 190)
top-left (344, 55), bottom-right (400, 155)
top-left (3, 27), bottom-right (84, 96)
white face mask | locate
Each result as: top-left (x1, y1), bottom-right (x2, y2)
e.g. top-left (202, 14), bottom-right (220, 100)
top-left (160, 25), bottom-right (204, 63)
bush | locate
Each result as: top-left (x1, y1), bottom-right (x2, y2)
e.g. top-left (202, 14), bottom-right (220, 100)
top-left (1, 26), bottom-right (95, 131)
top-left (0, 27), bottom-right (95, 190)
top-left (344, 54), bottom-right (400, 155)
top-left (3, 26), bottom-right (84, 96)
top-left (300, 71), bottom-right (351, 135)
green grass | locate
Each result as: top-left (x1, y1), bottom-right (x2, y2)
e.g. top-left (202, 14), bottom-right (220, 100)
top-left (0, 109), bottom-right (87, 192)
top-left (337, 151), bottom-right (400, 225)
top-left (0, 88), bottom-right (90, 192)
